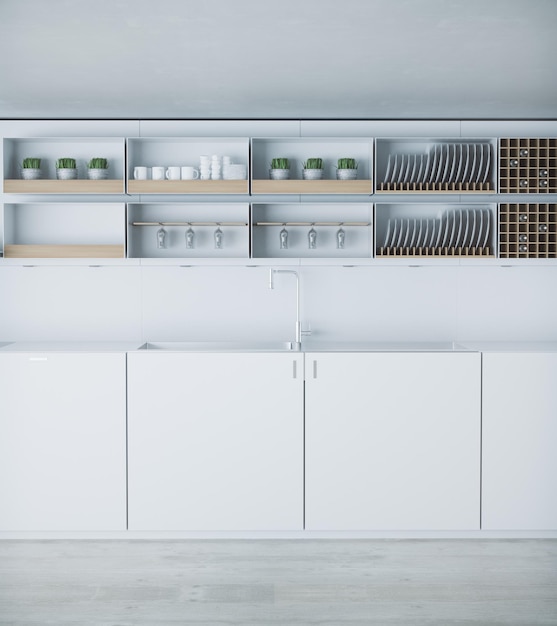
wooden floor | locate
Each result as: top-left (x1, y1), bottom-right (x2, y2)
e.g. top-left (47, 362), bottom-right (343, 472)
top-left (0, 539), bottom-right (556, 625)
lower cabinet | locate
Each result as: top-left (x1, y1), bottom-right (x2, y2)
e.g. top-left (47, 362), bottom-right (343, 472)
top-left (305, 352), bottom-right (481, 530)
top-left (127, 352), bottom-right (304, 531)
top-left (0, 352), bottom-right (127, 531)
top-left (482, 352), bottom-right (557, 530)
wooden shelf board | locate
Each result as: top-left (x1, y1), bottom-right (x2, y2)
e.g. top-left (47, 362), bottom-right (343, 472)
top-left (4, 244), bottom-right (125, 258)
top-left (251, 180), bottom-right (372, 194)
top-left (3, 180), bottom-right (124, 193)
top-left (127, 180), bottom-right (248, 194)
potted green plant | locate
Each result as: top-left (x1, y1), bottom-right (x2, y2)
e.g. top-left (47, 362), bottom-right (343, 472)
top-left (21, 157), bottom-right (42, 180)
top-left (269, 157), bottom-right (290, 180)
top-left (87, 157), bottom-right (109, 180)
top-left (302, 158), bottom-right (324, 180)
top-left (336, 157), bottom-right (358, 180)
top-left (56, 157), bottom-right (77, 180)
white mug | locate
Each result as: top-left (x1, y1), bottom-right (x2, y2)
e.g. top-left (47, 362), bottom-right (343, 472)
top-left (166, 166), bottom-right (181, 180)
top-left (181, 166), bottom-right (199, 180)
top-left (152, 166), bottom-right (165, 180)
top-left (133, 166), bottom-right (148, 180)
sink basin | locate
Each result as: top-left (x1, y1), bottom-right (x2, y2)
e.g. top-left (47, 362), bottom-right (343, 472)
top-left (138, 341), bottom-right (300, 352)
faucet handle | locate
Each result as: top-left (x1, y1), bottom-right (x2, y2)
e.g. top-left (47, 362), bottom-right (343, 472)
top-left (301, 323), bottom-right (312, 337)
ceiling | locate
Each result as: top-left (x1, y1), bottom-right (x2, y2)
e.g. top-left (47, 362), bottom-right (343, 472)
top-left (0, 0), bottom-right (556, 120)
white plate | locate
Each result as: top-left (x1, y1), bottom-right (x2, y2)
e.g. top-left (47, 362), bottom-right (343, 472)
top-left (383, 218), bottom-right (392, 248)
top-left (415, 154), bottom-right (424, 183)
top-left (396, 154), bottom-right (406, 184)
top-left (410, 218), bottom-right (419, 247)
top-left (459, 209), bottom-right (468, 247)
top-left (482, 209), bottom-right (491, 249)
top-left (482, 143), bottom-right (491, 184)
top-left (441, 211), bottom-right (451, 248)
top-left (475, 209), bottom-right (483, 248)
top-left (434, 144), bottom-right (445, 184)
top-left (423, 150), bottom-right (432, 184)
top-left (476, 144), bottom-right (484, 184)
top-left (448, 143), bottom-right (456, 183)
top-left (453, 144), bottom-right (463, 183)
top-left (447, 210), bottom-right (456, 247)
top-left (421, 219), bottom-right (428, 248)
top-left (469, 209), bottom-right (477, 248)
top-left (396, 218), bottom-right (405, 248)
top-left (390, 154), bottom-right (399, 184)
top-left (402, 218), bottom-right (411, 248)
top-left (403, 154), bottom-right (412, 184)
top-left (428, 146), bottom-right (437, 183)
top-left (389, 218), bottom-right (398, 248)
top-left (384, 154), bottom-right (393, 184)
top-left (461, 144), bottom-right (470, 183)
top-left (408, 154), bottom-right (418, 183)
top-left (469, 144), bottom-right (477, 184)
top-left (441, 144), bottom-right (451, 183)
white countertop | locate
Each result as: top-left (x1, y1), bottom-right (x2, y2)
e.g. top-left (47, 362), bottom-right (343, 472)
top-left (0, 340), bottom-right (555, 354)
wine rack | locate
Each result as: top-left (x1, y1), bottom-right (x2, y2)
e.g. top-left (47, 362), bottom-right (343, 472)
top-left (499, 138), bottom-right (557, 193)
top-left (499, 203), bottom-right (556, 258)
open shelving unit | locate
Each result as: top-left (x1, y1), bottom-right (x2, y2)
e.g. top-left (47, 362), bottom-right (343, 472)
top-left (127, 203), bottom-right (250, 258)
top-left (499, 203), bottom-right (556, 258)
top-left (499, 138), bottom-right (557, 193)
top-left (251, 137), bottom-right (373, 195)
top-left (2, 203), bottom-right (126, 258)
top-left (375, 203), bottom-right (496, 257)
top-left (3, 137), bottom-right (125, 194)
top-left (375, 138), bottom-right (496, 193)
top-left (126, 137), bottom-right (249, 194)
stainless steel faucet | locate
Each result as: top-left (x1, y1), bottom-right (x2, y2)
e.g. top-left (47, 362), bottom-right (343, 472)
top-left (269, 268), bottom-right (310, 349)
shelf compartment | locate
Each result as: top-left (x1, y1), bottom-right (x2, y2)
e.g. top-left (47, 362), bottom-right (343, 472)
top-left (127, 203), bottom-right (250, 258)
top-left (375, 203), bottom-right (496, 258)
top-left (127, 137), bottom-right (249, 194)
top-left (4, 179), bottom-right (124, 194)
top-left (251, 137), bottom-right (373, 194)
top-left (4, 244), bottom-right (125, 258)
top-left (251, 203), bottom-right (373, 258)
top-left (251, 180), bottom-right (372, 194)
top-left (499, 138), bottom-right (557, 193)
top-left (2, 203), bottom-right (126, 259)
top-left (3, 137), bottom-right (126, 192)
top-left (127, 180), bottom-right (248, 194)
top-left (499, 203), bottom-right (556, 259)
top-left (375, 138), bottom-right (496, 193)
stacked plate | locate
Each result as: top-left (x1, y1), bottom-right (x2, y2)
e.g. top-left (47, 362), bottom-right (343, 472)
top-left (383, 143), bottom-right (492, 186)
top-left (382, 208), bottom-right (492, 251)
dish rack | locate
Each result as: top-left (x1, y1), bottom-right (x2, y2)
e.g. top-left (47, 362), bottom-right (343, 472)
top-left (499, 138), bottom-right (557, 193)
top-left (377, 141), bottom-right (494, 192)
top-left (499, 203), bottom-right (556, 258)
top-left (376, 204), bottom-right (494, 257)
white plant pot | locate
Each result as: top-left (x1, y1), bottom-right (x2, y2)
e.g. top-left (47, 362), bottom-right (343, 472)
top-left (269, 168), bottom-right (290, 180)
top-left (21, 168), bottom-right (41, 180)
top-left (87, 168), bottom-right (108, 180)
top-left (56, 168), bottom-right (77, 180)
top-left (336, 168), bottom-right (358, 180)
top-left (303, 168), bottom-right (323, 180)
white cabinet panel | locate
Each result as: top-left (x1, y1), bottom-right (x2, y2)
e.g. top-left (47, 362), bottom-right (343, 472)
top-left (128, 352), bottom-right (303, 531)
top-left (0, 353), bottom-right (126, 531)
top-left (482, 352), bottom-right (557, 530)
top-left (305, 352), bottom-right (481, 530)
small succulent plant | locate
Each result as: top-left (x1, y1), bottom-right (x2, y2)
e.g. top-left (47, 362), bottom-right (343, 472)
top-left (56, 158), bottom-right (76, 169)
top-left (270, 157), bottom-right (290, 169)
top-left (337, 158), bottom-right (358, 169)
top-left (87, 157), bottom-right (108, 169)
top-left (22, 157), bottom-right (41, 168)
top-left (303, 158), bottom-right (323, 169)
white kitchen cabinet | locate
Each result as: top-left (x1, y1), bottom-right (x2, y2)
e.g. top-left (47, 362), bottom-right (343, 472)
top-left (305, 351), bottom-right (481, 530)
top-left (127, 352), bottom-right (303, 531)
top-left (482, 352), bottom-right (557, 530)
top-left (0, 352), bottom-right (127, 531)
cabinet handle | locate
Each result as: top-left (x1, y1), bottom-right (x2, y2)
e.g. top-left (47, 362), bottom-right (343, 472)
top-left (313, 360), bottom-right (317, 379)
top-left (293, 360), bottom-right (297, 379)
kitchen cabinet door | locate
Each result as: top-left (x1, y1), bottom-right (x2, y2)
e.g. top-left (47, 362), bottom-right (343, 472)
top-left (0, 353), bottom-right (126, 531)
top-left (482, 352), bottom-right (557, 530)
top-left (127, 352), bottom-right (303, 531)
top-left (305, 352), bottom-right (481, 530)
